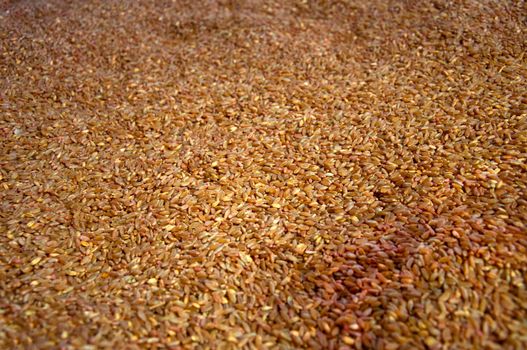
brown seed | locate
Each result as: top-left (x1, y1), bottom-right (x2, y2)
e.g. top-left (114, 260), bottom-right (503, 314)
top-left (1, 1), bottom-right (525, 349)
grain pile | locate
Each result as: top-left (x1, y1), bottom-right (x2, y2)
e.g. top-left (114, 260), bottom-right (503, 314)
top-left (1, 0), bottom-right (526, 349)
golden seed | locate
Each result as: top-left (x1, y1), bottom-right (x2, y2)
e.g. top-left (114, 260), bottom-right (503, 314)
top-left (342, 336), bottom-right (355, 345)
top-left (1, 2), bottom-right (523, 349)
top-left (30, 257), bottom-right (42, 266)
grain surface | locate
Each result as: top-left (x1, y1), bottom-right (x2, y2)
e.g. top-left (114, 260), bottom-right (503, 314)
top-left (1, 0), bottom-right (526, 349)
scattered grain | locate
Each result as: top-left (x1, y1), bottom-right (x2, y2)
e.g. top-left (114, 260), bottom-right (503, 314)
top-left (1, 0), bottom-right (525, 349)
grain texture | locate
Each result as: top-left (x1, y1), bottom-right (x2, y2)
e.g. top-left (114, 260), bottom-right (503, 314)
top-left (1, 0), bottom-right (526, 349)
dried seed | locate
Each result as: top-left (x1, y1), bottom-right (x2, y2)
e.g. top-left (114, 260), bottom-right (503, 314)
top-left (295, 243), bottom-right (308, 254)
top-left (1, 1), bottom-right (525, 349)
top-left (30, 257), bottom-right (42, 266)
top-left (342, 336), bottom-right (355, 345)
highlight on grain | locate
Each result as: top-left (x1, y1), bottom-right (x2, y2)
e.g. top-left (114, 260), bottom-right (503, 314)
top-left (1, 0), bottom-right (526, 349)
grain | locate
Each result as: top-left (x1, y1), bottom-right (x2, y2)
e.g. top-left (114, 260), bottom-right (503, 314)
top-left (1, 0), bottom-right (526, 349)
